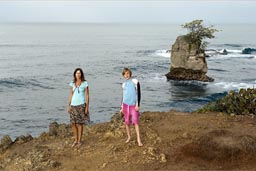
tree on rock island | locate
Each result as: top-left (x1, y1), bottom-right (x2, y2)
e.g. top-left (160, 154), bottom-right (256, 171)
top-left (182, 19), bottom-right (219, 53)
top-left (166, 19), bottom-right (219, 82)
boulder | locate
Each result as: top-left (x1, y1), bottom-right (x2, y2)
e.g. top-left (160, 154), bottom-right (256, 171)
top-left (49, 122), bottom-right (70, 137)
top-left (0, 135), bottom-right (13, 153)
top-left (14, 134), bottom-right (33, 145)
top-left (166, 35), bottom-right (214, 82)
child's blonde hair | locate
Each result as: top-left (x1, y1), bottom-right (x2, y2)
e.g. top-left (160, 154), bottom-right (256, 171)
top-left (122, 67), bottom-right (132, 76)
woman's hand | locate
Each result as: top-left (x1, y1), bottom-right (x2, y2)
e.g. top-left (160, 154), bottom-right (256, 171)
top-left (67, 105), bottom-right (71, 114)
top-left (85, 107), bottom-right (89, 115)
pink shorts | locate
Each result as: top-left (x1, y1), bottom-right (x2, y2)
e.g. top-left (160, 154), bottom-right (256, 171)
top-left (122, 103), bottom-right (140, 125)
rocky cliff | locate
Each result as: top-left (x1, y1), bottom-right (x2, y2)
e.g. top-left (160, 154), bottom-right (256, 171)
top-left (1, 111), bottom-right (256, 170)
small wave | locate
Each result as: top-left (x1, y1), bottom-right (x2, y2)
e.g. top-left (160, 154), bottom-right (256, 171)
top-left (169, 79), bottom-right (209, 86)
top-left (153, 50), bottom-right (170, 58)
top-left (209, 68), bottom-right (227, 72)
top-left (139, 47), bottom-right (256, 59)
top-left (136, 49), bottom-right (170, 58)
top-left (223, 44), bottom-right (243, 48)
top-left (136, 50), bottom-right (155, 55)
top-left (214, 81), bottom-right (256, 90)
top-left (206, 49), bottom-right (242, 56)
top-left (0, 77), bottom-right (55, 90)
top-left (206, 46), bottom-right (256, 58)
top-left (186, 92), bottom-right (228, 103)
top-left (0, 43), bottom-right (61, 48)
top-left (144, 73), bottom-right (166, 82)
top-left (242, 48), bottom-right (256, 54)
top-left (225, 49), bottom-right (242, 53)
top-left (208, 54), bottom-right (255, 59)
top-left (25, 125), bottom-right (47, 129)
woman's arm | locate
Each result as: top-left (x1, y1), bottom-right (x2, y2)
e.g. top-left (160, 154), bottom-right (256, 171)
top-left (85, 86), bottom-right (89, 114)
top-left (67, 88), bottom-right (73, 113)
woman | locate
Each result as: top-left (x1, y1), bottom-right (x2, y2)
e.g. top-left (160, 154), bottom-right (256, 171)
top-left (67, 68), bottom-right (89, 147)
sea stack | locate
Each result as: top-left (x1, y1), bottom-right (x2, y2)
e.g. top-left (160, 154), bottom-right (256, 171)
top-left (166, 35), bottom-right (214, 82)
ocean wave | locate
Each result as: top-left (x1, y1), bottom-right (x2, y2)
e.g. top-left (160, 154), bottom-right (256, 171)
top-left (137, 47), bottom-right (256, 59)
top-left (0, 43), bottom-right (75, 48)
top-left (0, 77), bottom-right (55, 90)
top-left (0, 43), bottom-right (53, 48)
top-left (214, 81), bottom-right (256, 90)
top-left (136, 49), bottom-right (170, 58)
top-left (153, 50), bottom-right (170, 58)
top-left (241, 48), bottom-right (256, 54)
top-left (187, 92), bottom-right (228, 103)
top-left (208, 68), bottom-right (227, 72)
top-left (207, 54), bottom-right (256, 59)
top-left (223, 44), bottom-right (243, 48)
top-left (169, 79), bottom-right (209, 86)
top-left (206, 47), bottom-right (256, 58)
top-left (147, 73), bottom-right (166, 82)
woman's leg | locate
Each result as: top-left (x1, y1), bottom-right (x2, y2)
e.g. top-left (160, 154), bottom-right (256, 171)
top-left (77, 123), bottom-right (83, 143)
top-left (71, 123), bottom-right (78, 146)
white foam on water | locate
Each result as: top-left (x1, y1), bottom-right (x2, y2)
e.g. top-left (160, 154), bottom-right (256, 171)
top-left (209, 54), bottom-right (255, 59)
top-left (153, 50), bottom-right (170, 58)
top-left (214, 81), bottom-right (256, 90)
top-left (225, 49), bottom-right (243, 53)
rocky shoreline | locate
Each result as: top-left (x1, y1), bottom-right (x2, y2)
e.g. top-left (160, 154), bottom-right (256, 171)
top-left (1, 110), bottom-right (256, 171)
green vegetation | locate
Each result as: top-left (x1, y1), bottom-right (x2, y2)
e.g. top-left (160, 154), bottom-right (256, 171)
top-left (198, 88), bottom-right (256, 115)
top-left (182, 19), bottom-right (219, 53)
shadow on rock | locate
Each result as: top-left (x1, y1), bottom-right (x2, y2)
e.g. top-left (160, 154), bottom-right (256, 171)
top-left (181, 129), bottom-right (256, 161)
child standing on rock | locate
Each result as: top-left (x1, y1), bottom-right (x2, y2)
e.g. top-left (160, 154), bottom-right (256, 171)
top-left (120, 67), bottom-right (143, 146)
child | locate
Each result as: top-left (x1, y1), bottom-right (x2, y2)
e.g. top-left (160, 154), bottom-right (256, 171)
top-left (120, 67), bottom-right (143, 146)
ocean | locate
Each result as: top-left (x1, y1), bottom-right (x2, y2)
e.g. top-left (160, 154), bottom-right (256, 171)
top-left (0, 23), bottom-right (256, 139)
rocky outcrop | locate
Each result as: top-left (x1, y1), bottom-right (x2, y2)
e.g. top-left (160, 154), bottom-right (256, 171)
top-left (48, 122), bottom-right (71, 137)
top-left (0, 135), bottom-right (12, 153)
top-left (166, 35), bottom-right (214, 82)
top-left (14, 134), bottom-right (33, 145)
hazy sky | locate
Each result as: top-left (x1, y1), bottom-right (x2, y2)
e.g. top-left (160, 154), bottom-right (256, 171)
top-left (0, 1), bottom-right (255, 24)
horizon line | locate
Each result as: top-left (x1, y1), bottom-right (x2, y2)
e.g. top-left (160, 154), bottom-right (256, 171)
top-left (1, 21), bottom-right (256, 25)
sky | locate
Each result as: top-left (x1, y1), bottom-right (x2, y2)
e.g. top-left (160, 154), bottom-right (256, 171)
top-left (0, 1), bottom-right (255, 24)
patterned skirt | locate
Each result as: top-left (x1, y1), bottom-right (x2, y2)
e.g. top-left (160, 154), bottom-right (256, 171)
top-left (70, 103), bottom-right (90, 124)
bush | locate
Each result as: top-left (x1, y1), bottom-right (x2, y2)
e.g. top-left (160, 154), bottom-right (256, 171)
top-left (198, 88), bottom-right (256, 115)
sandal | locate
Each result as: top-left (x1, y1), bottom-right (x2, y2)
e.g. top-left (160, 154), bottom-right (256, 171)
top-left (76, 142), bottom-right (83, 147)
top-left (71, 142), bottom-right (78, 148)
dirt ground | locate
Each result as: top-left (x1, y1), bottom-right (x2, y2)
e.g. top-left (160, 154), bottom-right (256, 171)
top-left (1, 110), bottom-right (256, 171)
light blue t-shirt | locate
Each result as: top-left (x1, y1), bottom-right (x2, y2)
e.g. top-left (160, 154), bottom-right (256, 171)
top-left (122, 79), bottom-right (137, 106)
top-left (69, 81), bottom-right (89, 106)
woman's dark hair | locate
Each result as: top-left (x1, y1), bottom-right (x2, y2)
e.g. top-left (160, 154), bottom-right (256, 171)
top-left (73, 68), bottom-right (85, 82)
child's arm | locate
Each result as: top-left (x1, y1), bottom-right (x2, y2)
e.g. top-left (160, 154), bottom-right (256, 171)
top-left (120, 83), bottom-right (124, 113)
top-left (132, 78), bottom-right (141, 110)
top-left (137, 82), bottom-right (141, 107)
